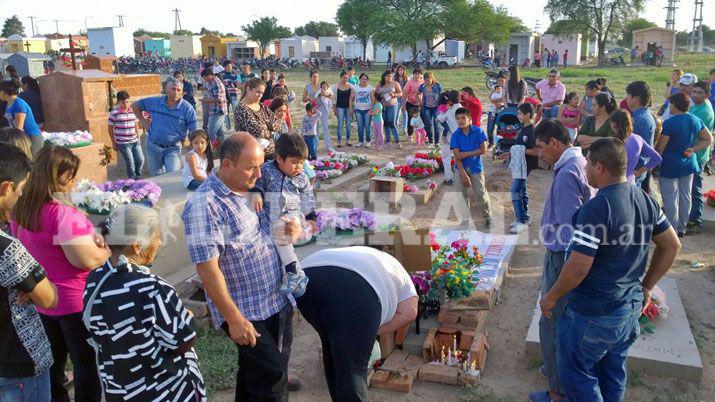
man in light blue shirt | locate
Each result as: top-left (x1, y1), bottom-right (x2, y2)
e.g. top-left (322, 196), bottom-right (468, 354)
top-left (132, 77), bottom-right (197, 176)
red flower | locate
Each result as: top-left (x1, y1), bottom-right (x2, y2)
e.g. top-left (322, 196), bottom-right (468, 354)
top-left (429, 232), bottom-right (440, 251)
top-left (705, 189), bottom-right (715, 201)
top-left (643, 302), bottom-right (660, 320)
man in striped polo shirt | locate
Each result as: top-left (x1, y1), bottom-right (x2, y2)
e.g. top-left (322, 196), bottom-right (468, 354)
top-left (109, 91), bottom-right (144, 179)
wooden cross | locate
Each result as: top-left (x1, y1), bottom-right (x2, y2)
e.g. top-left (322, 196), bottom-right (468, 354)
top-left (60, 34), bottom-right (84, 71)
top-left (24, 42), bottom-right (31, 52)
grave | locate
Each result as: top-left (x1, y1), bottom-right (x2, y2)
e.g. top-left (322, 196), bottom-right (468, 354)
top-left (315, 165), bottom-right (372, 191)
top-left (369, 176), bottom-right (404, 206)
top-left (83, 54), bottom-right (117, 74)
top-left (525, 277), bottom-right (703, 381)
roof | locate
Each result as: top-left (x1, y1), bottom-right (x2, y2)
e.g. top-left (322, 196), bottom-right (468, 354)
top-left (50, 70), bottom-right (118, 81)
top-left (45, 33), bottom-right (68, 40)
top-left (8, 52), bottom-right (51, 60)
top-left (632, 27), bottom-right (677, 34)
top-left (86, 54), bottom-right (117, 60)
top-left (6, 34), bottom-right (46, 41)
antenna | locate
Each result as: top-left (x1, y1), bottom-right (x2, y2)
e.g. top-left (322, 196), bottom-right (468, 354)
top-left (29, 16), bottom-right (36, 36)
top-left (534, 19), bottom-right (541, 34)
top-left (664, 0), bottom-right (679, 30)
top-left (172, 8), bottom-right (182, 32)
top-left (689, 0), bottom-right (704, 52)
top-left (117, 15), bottom-right (126, 27)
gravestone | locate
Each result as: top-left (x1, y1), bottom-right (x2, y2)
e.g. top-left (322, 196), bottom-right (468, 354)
top-left (84, 54), bottom-right (117, 74)
top-left (525, 277), bottom-right (703, 381)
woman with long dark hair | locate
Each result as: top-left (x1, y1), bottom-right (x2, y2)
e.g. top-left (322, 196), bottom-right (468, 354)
top-left (234, 77), bottom-right (281, 159)
top-left (610, 109), bottom-right (662, 184)
top-left (393, 64), bottom-right (409, 137)
top-left (506, 65), bottom-right (528, 105)
top-left (12, 145), bottom-right (110, 401)
top-left (577, 92), bottom-right (617, 149)
top-left (19, 76), bottom-right (44, 126)
top-left (376, 70), bottom-right (403, 148)
top-left (0, 80), bottom-right (42, 156)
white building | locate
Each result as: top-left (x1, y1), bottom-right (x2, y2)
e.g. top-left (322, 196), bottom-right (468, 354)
top-left (344, 37), bottom-right (374, 60)
top-left (279, 36), bottom-right (319, 60)
top-left (87, 26), bottom-right (134, 57)
top-left (541, 34), bottom-right (582, 65)
top-left (374, 38), bottom-right (446, 64)
top-left (227, 40), bottom-right (276, 59)
top-left (501, 32), bottom-right (538, 65)
top-left (169, 35), bottom-right (202, 58)
top-left (45, 35), bottom-right (70, 52)
top-left (318, 36), bottom-right (345, 56)
top-left (445, 40), bottom-right (466, 62)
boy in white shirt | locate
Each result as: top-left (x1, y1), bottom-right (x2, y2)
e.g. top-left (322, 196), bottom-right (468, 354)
top-left (437, 90), bottom-right (462, 185)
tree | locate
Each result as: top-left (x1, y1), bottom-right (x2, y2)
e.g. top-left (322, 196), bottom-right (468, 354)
top-left (2, 15), bottom-right (25, 37)
top-left (199, 27), bottom-right (221, 36)
top-left (545, 0), bottom-right (645, 65)
top-left (242, 17), bottom-right (291, 58)
top-left (336, 0), bottom-right (381, 59)
top-left (370, 0), bottom-right (453, 56)
top-left (173, 29), bottom-right (194, 36)
top-left (133, 28), bottom-right (170, 38)
top-left (295, 21), bottom-right (339, 38)
top-left (618, 18), bottom-right (656, 46)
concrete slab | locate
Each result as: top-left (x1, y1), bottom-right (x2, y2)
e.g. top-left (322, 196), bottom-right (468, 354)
top-left (525, 277), bottom-right (703, 381)
top-left (315, 166), bottom-right (371, 191)
top-left (402, 316), bottom-right (441, 357)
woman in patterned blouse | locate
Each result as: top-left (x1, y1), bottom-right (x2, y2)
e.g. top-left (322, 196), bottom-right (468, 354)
top-left (82, 205), bottom-right (206, 401)
top-left (234, 77), bottom-right (281, 159)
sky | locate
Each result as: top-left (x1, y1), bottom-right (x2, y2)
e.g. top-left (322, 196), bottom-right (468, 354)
top-left (1, 0), bottom-right (712, 37)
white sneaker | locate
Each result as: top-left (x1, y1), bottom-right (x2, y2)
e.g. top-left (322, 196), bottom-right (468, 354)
top-left (510, 222), bottom-right (529, 234)
top-left (366, 141), bottom-right (371, 147)
top-left (358, 142), bottom-right (364, 148)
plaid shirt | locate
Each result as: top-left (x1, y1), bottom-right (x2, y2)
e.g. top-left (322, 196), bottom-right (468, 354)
top-left (220, 71), bottom-right (239, 98)
top-left (203, 76), bottom-right (227, 116)
top-left (254, 161), bottom-right (316, 223)
top-left (182, 174), bottom-right (292, 325)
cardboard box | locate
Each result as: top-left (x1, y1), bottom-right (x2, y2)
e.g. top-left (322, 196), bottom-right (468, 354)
top-left (405, 188), bottom-right (435, 205)
top-left (369, 176), bottom-right (404, 205)
top-left (364, 227), bottom-right (432, 272)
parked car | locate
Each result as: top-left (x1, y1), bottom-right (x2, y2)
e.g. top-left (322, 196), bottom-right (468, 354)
top-left (608, 47), bottom-right (629, 54)
top-left (701, 47), bottom-right (715, 53)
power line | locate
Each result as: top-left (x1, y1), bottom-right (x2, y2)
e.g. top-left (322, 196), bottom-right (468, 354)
top-left (664, 0), bottom-right (679, 30)
top-left (117, 15), bottom-right (126, 27)
top-left (28, 16), bottom-right (36, 36)
top-left (172, 8), bottom-right (182, 32)
top-left (689, 0), bottom-right (704, 52)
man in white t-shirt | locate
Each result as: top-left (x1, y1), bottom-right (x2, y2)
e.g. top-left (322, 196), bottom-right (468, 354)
top-left (298, 246), bottom-right (418, 401)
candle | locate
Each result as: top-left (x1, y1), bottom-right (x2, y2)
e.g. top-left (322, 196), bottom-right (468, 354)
top-left (453, 335), bottom-right (457, 352)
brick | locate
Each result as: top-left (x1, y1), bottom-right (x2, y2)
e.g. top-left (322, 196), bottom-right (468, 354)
top-left (418, 364), bottom-right (460, 385)
top-left (370, 370), bottom-right (390, 388)
top-left (367, 368), bottom-right (375, 386)
top-left (379, 332), bottom-right (395, 358)
top-left (459, 331), bottom-right (476, 351)
top-left (381, 350), bottom-right (409, 372)
top-left (469, 334), bottom-right (489, 373)
top-left (399, 355), bottom-right (424, 378)
top-left (370, 370), bottom-right (413, 393)
top-left (458, 371), bottom-right (481, 386)
top-left (437, 310), bottom-right (459, 324)
top-left (422, 328), bottom-right (437, 361)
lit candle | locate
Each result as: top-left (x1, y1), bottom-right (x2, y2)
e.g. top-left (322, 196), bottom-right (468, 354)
top-left (453, 335), bottom-right (457, 352)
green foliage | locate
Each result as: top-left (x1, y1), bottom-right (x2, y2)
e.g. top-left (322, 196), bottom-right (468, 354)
top-left (545, 0), bottom-right (646, 65)
top-left (194, 329), bottom-right (237, 396)
top-left (294, 21), bottom-right (339, 38)
top-left (619, 18), bottom-right (657, 46)
top-left (133, 28), bottom-right (170, 39)
top-left (173, 29), bottom-right (194, 36)
top-left (242, 17), bottom-right (292, 57)
top-left (336, 0), bottom-right (380, 58)
top-left (2, 15), bottom-right (25, 37)
top-left (199, 27), bottom-right (221, 36)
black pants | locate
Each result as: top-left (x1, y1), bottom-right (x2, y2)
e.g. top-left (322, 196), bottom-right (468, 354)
top-left (405, 101), bottom-right (419, 136)
top-left (222, 304), bottom-right (293, 402)
top-left (297, 266), bottom-right (382, 402)
top-left (40, 312), bottom-right (101, 402)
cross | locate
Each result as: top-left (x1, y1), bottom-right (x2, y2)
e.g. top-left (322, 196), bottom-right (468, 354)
top-left (60, 34), bottom-right (84, 71)
top-left (24, 42), bottom-right (31, 52)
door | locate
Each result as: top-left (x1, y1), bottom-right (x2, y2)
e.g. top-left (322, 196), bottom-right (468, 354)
top-left (509, 44), bottom-right (518, 63)
top-left (326, 45), bottom-right (332, 54)
top-left (209, 46), bottom-right (216, 59)
top-left (289, 46), bottom-right (295, 58)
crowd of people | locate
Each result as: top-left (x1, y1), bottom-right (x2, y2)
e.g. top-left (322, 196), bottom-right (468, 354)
top-left (0, 47), bottom-right (713, 402)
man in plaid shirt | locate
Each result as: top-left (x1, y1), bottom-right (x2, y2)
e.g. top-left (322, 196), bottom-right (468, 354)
top-left (183, 133), bottom-right (302, 400)
top-left (220, 61), bottom-right (240, 129)
top-left (201, 69), bottom-right (228, 146)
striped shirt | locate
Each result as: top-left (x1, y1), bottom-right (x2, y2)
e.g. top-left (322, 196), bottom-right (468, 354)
top-left (108, 108), bottom-right (139, 144)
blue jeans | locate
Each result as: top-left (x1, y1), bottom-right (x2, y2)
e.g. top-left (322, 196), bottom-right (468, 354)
top-left (510, 178), bottom-right (528, 223)
top-left (355, 109), bottom-right (371, 143)
top-left (486, 112), bottom-right (496, 145)
top-left (539, 250), bottom-right (567, 395)
top-left (304, 135), bottom-right (318, 160)
top-left (689, 168), bottom-right (704, 226)
top-left (336, 107), bottom-right (352, 143)
top-left (117, 141), bottom-right (144, 179)
top-left (382, 104), bottom-right (399, 143)
top-left (558, 302), bottom-right (642, 402)
top-left (208, 113), bottom-right (227, 142)
top-left (421, 106), bottom-right (439, 144)
top-left (0, 372), bottom-right (51, 402)
top-left (543, 105), bottom-right (560, 119)
top-left (225, 95), bottom-right (238, 129)
top-left (187, 179), bottom-right (201, 191)
top-left (397, 98), bottom-right (408, 134)
top-left (146, 139), bottom-right (182, 176)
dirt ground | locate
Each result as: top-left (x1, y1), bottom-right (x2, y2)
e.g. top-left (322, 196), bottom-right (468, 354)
top-left (202, 140), bottom-right (714, 402)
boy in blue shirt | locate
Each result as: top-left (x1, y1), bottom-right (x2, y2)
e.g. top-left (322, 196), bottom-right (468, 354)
top-left (450, 107), bottom-right (492, 228)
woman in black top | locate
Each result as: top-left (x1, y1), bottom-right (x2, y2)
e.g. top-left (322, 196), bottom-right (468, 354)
top-left (19, 76), bottom-right (44, 126)
top-left (334, 71), bottom-right (354, 147)
top-left (506, 65), bottom-right (528, 106)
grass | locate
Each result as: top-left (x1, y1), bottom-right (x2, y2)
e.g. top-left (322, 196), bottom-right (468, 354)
top-left (194, 328), bottom-right (238, 396)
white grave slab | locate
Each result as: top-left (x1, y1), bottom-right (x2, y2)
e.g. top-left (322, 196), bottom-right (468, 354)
top-left (525, 277), bottom-right (703, 381)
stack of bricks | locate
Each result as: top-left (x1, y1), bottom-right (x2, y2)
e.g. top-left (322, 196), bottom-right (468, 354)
top-left (71, 143), bottom-right (108, 183)
top-left (369, 350), bottom-right (423, 393)
top-left (418, 328), bottom-right (489, 386)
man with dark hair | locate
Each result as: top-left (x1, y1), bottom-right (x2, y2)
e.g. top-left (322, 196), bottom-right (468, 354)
top-left (626, 81), bottom-right (656, 192)
top-left (535, 70), bottom-right (566, 119)
top-left (530, 119), bottom-right (594, 402)
top-left (183, 132), bottom-right (302, 401)
top-left (540, 137), bottom-right (681, 401)
top-left (201, 68), bottom-right (228, 148)
top-left (0, 143), bottom-right (58, 402)
top-left (220, 61), bottom-right (240, 129)
top-left (687, 81), bottom-right (714, 234)
top-left (238, 62), bottom-right (257, 93)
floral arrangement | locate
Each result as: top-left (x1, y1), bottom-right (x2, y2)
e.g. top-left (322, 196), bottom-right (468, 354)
top-left (71, 179), bottom-right (131, 215)
top-left (323, 151), bottom-right (371, 168)
top-left (639, 286), bottom-right (669, 334)
top-left (403, 184), bottom-right (420, 193)
top-left (406, 156), bottom-right (440, 170)
top-left (414, 151), bottom-right (455, 170)
top-left (311, 160), bottom-right (348, 172)
top-left (705, 189), bottom-right (715, 208)
top-left (42, 130), bottom-right (93, 148)
top-left (399, 165), bottom-right (434, 180)
top-left (316, 169), bottom-right (343, 181)
top-left (370, 161), bottom-right (402, 178)
top-left (411, 271), bottom-right (432, 295)
top-left (404, 180), bottom-right (439, 193)
top-left (97, 179), bottom-right (162, 206)
top-left (315, 208), bottom-right (378, 233)
top-left (428, 236), bottom-right (483, 300)
top-left (99, 146), bottom-right (113, 166)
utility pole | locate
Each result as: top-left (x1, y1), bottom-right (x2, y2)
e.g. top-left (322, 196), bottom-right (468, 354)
top-left (53, 19), bottom-right (60, 34)
top-left (534, 19), bottom-right (541, 34)
top-left (690, 0), bottom-right (704, 52)
top-left (117, 15), bottom-right (125, 27)
top-left (665, 0), bottom-right (679, 31)
top-left (29, 16), bottom-right (36, 36)
top-left (172, 8), bottom-right (182, 32)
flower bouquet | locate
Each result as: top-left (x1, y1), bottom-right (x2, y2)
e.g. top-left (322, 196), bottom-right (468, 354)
top-left (42, 130), bottom-right (93, 148)
top-left (323, 151), bottom-right (371, 168)
top-left (71, 179), bottom-right (131, 215)
top-left (370, 161), bottom-right (403, 178)
top-left (398, 164), bottom-right (434, 180)
top-left (639, 286), bottom-right (669, 334)
top-left (316, 169), bottom-right (343, 182)
top-left (310, 160), bottom-right (348, 172)
top-left (705, 189), bottom-right (715, 208)
top-left (97, 179), bottom-right (162, 207)
top-left (316, 208), bottom-right (377, 237)
top-left (414, 150), bottom-right (455, 170)
top-left (406, 156), bottom-right (440, 171)
top-left (428, 237), bottom-right (483, 302)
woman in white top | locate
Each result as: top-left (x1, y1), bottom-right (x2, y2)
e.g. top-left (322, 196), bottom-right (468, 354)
top-left (350, 73), bottom-right (374, 147)
top-left (182, 130), bottom-right (214, 191)
top-left (298, 246), bottom-right (418, 401)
